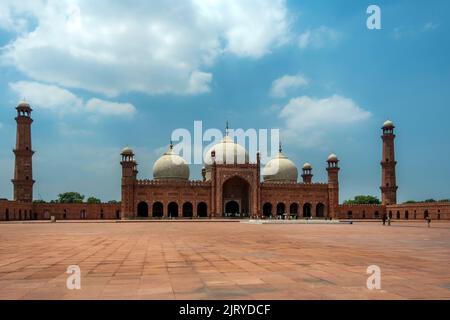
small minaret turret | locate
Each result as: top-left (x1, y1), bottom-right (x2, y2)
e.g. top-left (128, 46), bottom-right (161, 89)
top-left (12, 100), bottom-right (34, 202)
top-left (380, 120), bottom-right (398, 205)
top-left (120, 146), bottom-right (137, 219)
top-left (301, 163), bottom-right (313, 183)
top-left (201, 167), bottom-right (206, 182)
top-left (326, 154), bottom-right (340, 218)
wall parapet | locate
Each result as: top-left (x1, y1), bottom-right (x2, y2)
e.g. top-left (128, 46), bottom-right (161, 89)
top-left (261, 182), bottom-right (328, 187)
top-left (388, 202), bottom-right (450, 209)
top-left (339, 204), bottom-right (385, 208)
top-left (136, 179), bottom-right (211, 187)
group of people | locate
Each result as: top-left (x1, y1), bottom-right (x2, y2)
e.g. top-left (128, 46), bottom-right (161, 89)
top-left (382, 214), bottom-right (432, 227)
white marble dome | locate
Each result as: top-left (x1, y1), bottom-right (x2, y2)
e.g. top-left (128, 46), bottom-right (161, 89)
top-left (121, 146), bottom-right (134, 155)
top-left (327, 153), bottom-right (338, 162)
top-left (383, 120), bottom-right (394, 129)
top-left (153, 145), bottom-right (189, 181)
top-left (262, 150), bottom-right (298, 182)
top-left (204, 135), bottom-right (249, 166)
top-left (302, 162), bottom-right (312, 170)
top-left (17, 100), bottom-right (30, 108)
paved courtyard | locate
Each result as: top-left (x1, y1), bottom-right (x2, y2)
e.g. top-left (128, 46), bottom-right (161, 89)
top-left (0, 220), bottom-right (449, 300)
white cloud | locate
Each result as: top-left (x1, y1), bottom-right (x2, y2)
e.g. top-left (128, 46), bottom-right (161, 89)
top-left (270, 74), bottom-right (308, 98)
top-left (279, 95), bottom-right (371, 147)
top-left (186, 70), bottom-right (212, 94)
top-left (85, 98), bottom-right (136, 117)
top-left (0, 1), bottom-right (38, 33)
top-left (57, 122), bottom-right (94, 137)
top-left (393, 23), bottom-right (438, 40)
top-left (392, 27), bottom-right (408, 40)
top-left (9, 81), bottom-right (136, 117)
top-left (194, 0), bottom-right (291, 58)
top-left (423, 22), bottom-right (438, 31)
top-left (298, 26), bottom-right (340, 49)
top-left (1, 0), bottom-right (291, 97)
top-left (9, 81), bottom-right (83, 112)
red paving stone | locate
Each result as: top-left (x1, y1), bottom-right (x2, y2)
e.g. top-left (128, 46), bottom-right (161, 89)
top-left (0, 220), bottom-right (449, 300)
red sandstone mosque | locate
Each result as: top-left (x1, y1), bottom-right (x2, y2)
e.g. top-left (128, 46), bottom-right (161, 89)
top-left (1, 101), bottom-right (449, 221)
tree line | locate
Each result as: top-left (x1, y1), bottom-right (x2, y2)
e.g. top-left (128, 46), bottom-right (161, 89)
top-left (32, 192), bottom-right (119, 204)
top-left (343, 195), bottom-right (449, 205)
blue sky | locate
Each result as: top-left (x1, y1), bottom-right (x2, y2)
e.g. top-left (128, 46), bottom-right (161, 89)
top-left (0, 0), bottom-right (449, 202)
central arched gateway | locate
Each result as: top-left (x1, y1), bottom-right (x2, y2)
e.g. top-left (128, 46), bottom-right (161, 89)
top-left (222, 176), bottom-right (250, 217)
top-left (225, 200), bottom-right (239, 215)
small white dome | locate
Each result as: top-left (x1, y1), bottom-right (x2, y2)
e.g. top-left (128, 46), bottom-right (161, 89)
top-left (153, 145), bottom-right (189, 180)
top-left (17, 100), bottom-right (30, 108)
top-left (262, 151), bottom-right (298, 182)
top-left (204, 135), bottom-right (249, 166)
top-left (121, 146), bottom-right (134, 155)
top-left (327, 153), bottom-right (338, 162)
top-left (302, 162), bottom-right (312, 170)
top-left (383, 120), bottom-right (394, 128)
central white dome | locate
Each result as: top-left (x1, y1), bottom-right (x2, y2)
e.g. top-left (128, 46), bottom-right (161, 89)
top-left (262, 149), bottom-right (298, 182)
top-left (153, 144), bottom-right (189, 181)
top-left (204, 135), bottom-right (249, 166)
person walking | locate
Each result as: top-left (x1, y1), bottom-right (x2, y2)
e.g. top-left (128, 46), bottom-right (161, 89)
top-left (382, 214), bottom-right (387, 226)
top-left (426, 216), bottom-right (431, 228)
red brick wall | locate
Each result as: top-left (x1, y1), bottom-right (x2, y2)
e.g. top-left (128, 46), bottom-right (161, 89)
top-left (260, 182), bottom-right (329, 217)
top-left (0, 200), bottom-right (121, 221)
top-left (338, 204), bottom-right (386, 219)
top-left (386, 202), bottom-right (450, 220)
top-left (338, 203), bottom-right (450, 220)
top-left (0, 199), bottom-right (33, 220)
top-left (132, 180), bottom-right (211, 218)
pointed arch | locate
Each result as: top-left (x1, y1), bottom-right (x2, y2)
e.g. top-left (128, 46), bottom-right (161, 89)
top-left (137, 201), bottom-right (148, 217)
top-left (197, 202), bottom-right (208, 217)
top-left (182, 202), bottom-right (193, 218)
top-left (152, 201), bottom-right (163, 217)
top-left (168, 202), bottom-right (178, 218)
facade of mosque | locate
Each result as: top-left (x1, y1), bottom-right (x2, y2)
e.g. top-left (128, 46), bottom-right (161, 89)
top-left (120, 129), bottom-right (338, 219)
top-left (1, 101), bottom-right (449, 221)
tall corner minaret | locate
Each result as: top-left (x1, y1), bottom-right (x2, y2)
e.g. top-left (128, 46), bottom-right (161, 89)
top-left (120, 146), bottom-right (137, 219)
top-left (326, 154), bottom-right (340, 218)
top-left (12, 100), bottom-right (35, 202)
top-left (380, 120), bottom-right (398, 205)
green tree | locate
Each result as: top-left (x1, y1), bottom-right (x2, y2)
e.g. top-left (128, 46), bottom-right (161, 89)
top-left (404, 200), bottom-right (417, 204)
top-left (108, 200), bottom-right (119, 204)
top-left (424, 198), bottom-right (436, 203)
top-left (87, 196), bottom-right (101, 204)
top-left (57, 192), bottom-right (84, 203)
top-left (438, 199), bottom-right (450, 202)
top-left (33, 199), bottom-right (46, 204)
top-left (344, 195), bottom-right (381, 205)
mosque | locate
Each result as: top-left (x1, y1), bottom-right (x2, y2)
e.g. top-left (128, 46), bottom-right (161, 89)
top-left (1, 100), bottom-right (449, 221)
